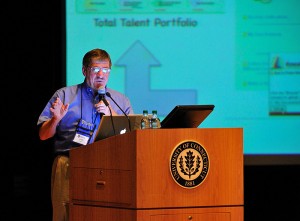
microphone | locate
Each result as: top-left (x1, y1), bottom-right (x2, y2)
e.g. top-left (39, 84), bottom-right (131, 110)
top-left (97, 87), bottom-right (110, 118)
top-left (106, 91), bottom-right (131, 132)
top-left (97, 87), bottom-right (109, 106)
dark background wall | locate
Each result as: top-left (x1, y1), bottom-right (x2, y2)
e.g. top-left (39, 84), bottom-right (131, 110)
top-left (6, 1), bottom-right (300, 221)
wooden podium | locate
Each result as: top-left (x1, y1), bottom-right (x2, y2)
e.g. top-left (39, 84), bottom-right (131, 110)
top-left (69, 128), bottom-right (244, 221)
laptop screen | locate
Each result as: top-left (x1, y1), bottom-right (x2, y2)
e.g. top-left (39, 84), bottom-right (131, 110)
top-left (160, 105), bottom-right (215, 128)
top-left (94, 114), bottom-right (143, 141)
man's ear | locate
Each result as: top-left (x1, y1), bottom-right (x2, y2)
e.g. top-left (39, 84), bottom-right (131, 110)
top-left (82, 66), bottom-right (86, 77)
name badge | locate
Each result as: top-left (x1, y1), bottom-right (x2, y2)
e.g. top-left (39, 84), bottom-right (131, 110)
top-left (73, 119), bottom-right (96, 146)
top-left (73, 133), bottom-right (90, 145)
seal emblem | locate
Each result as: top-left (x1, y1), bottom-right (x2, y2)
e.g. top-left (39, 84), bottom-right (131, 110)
top-left (170, 141), bottom-right (209, 188)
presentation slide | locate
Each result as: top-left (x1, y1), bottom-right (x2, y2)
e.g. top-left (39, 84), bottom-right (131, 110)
top-left (66, 0), bottom-right (300, 156)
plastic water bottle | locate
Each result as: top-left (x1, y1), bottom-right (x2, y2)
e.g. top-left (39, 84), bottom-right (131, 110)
top-left (141, 110), bottom-right (150, 129)
top-left (150, 110), bottom-right (161, 129)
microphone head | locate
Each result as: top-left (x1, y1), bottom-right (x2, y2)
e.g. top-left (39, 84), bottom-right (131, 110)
top-left (105, 91), bottom-right (111, 97)
top-left (98, 87), bottom-right (106, 95)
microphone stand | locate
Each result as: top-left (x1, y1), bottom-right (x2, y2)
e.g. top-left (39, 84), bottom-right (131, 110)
top-left (96, 92), bottom-right (116, 135)
top-left (107, 107), bottom-right (116, 135)
top-left (106, 92), bottom-right (132, 132)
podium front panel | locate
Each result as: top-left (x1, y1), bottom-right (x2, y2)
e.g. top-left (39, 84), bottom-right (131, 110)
top-left (70, 128), bottom-right (244, 221)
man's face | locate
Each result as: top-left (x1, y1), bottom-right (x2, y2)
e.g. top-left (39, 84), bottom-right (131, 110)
top-left (83, 59), bottom-right (111, 91)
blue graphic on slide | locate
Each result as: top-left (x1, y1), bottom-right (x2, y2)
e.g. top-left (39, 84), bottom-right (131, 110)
top-left (115, 40), bottom-right (197, 115)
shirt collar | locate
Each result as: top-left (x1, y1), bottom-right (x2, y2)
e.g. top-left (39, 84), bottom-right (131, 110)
top-left (82, 81), bottom-right (108, 97)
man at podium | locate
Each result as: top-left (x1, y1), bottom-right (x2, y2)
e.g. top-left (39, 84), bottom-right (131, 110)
top-left (37, 48), bottom-right (134, 221)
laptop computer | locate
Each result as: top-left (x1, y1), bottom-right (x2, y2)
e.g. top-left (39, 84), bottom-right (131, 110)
top-left (94, 114), bottom-right (144, 141)
top-left (160, 105), bottom-right (215, 128)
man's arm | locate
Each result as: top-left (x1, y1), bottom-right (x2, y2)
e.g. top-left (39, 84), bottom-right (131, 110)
top-left (39, 97), bottom-right (69, 140)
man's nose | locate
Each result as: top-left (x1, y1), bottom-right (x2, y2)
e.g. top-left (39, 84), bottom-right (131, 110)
top-left (96, 70), bottom-right (105, 77)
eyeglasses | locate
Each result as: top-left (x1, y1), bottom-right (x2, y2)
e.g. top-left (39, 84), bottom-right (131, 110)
top-left (89, 67), bottom-right (111, 74)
